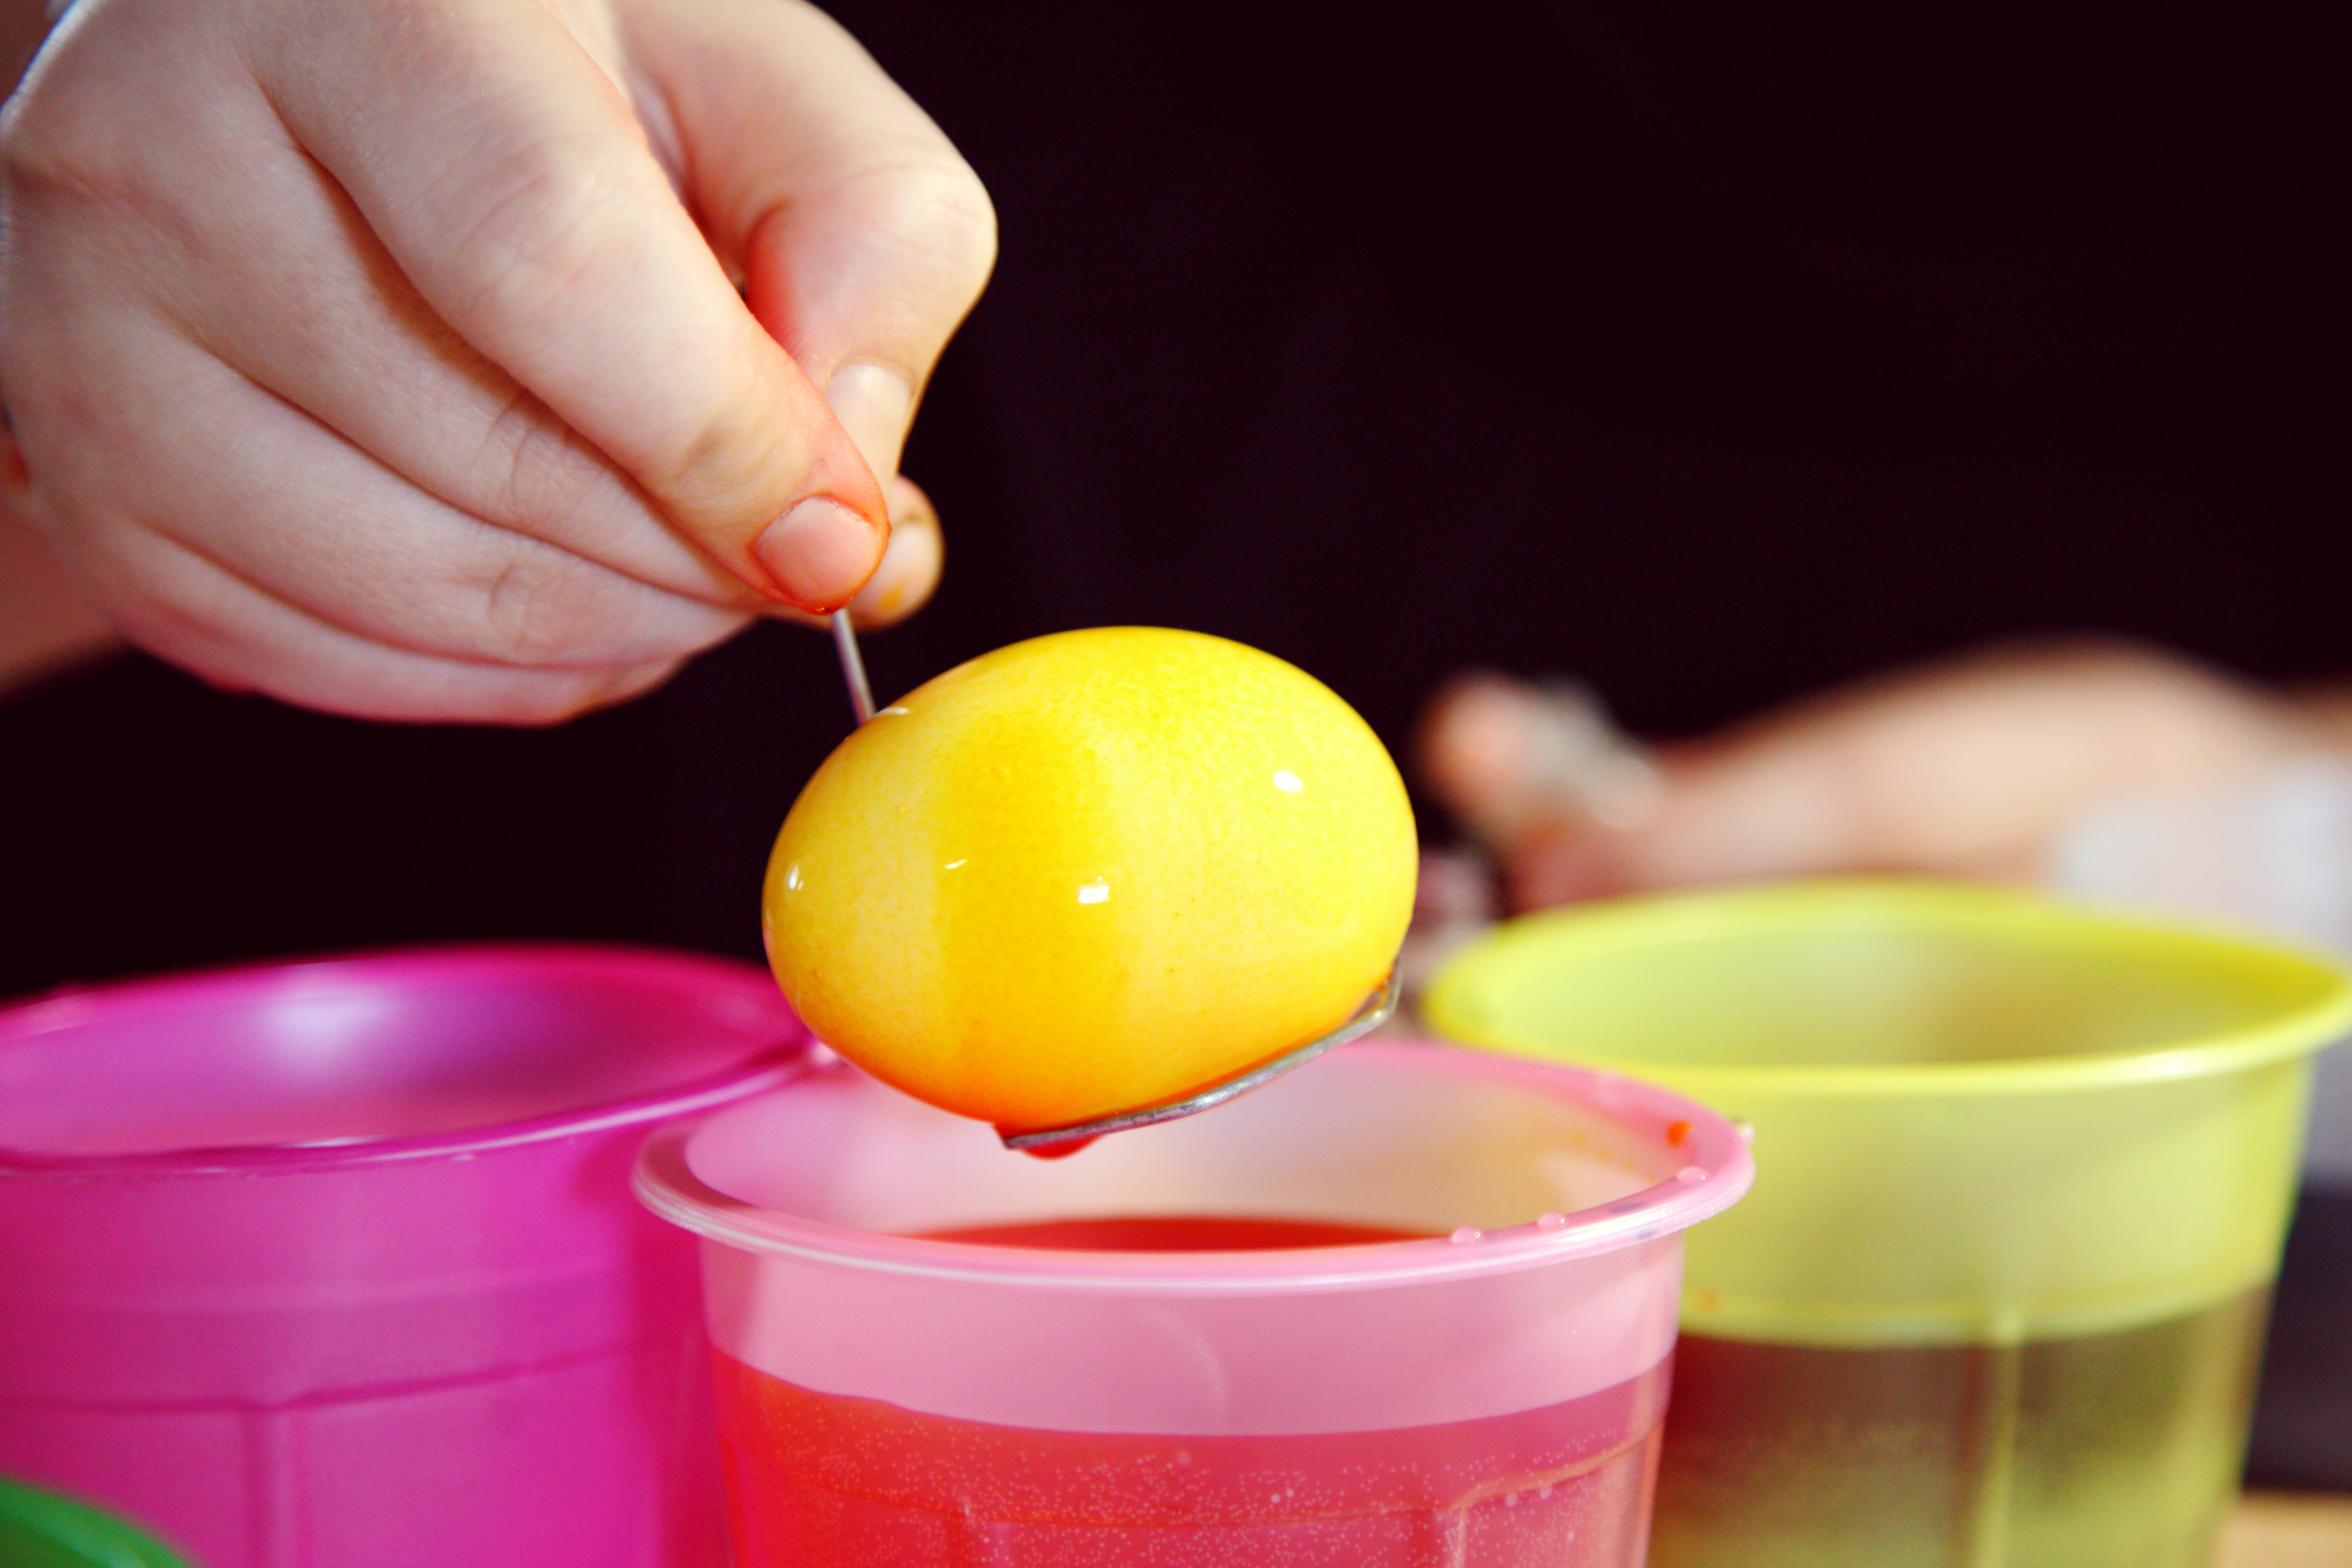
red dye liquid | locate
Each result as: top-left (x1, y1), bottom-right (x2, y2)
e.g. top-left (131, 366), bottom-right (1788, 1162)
top-left (711, 1215), bottom-right (1670, 1567)
top-left (919, 1214), bottom-right (1431, 1250)
top-left (1010, 1133), bottom-right (1100, 1161)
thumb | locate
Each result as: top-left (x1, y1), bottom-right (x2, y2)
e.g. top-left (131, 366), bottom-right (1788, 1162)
top-left (632, 0), bottom-right (997, 486)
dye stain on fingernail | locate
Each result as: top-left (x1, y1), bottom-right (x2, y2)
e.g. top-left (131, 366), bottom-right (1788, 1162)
top-left (752, 497), bottom-right (884, 608)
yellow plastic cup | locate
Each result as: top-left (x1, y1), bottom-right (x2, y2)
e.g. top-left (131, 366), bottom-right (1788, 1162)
top-left (1424, 879), bottom-right (2352, 1568)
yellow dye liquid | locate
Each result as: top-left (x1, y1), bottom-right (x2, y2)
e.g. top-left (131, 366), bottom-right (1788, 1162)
top-left (1649, 1289), bottom-right (2269, 1568)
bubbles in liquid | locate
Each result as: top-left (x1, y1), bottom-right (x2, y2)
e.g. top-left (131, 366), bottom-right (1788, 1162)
top-left (1676, 1166), bottom-right (1710, 1184)
top-left (1450, 1226), bottom-right (1484, 1245)
top-left (1537, 1212), bottom-right (1570, 1229)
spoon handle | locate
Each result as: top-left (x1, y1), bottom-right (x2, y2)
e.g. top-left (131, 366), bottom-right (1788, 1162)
top-left (830, 609), bottom-right (876, 726)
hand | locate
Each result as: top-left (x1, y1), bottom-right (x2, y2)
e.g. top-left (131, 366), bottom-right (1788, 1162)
top-left (1420, 641), bottom-right (2344, 910)
top-left (0, 0), bottom-right (992, 722)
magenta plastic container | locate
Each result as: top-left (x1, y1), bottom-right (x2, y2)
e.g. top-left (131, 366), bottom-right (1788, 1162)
top-left (0, 946), bottom-right (811, 1568)
top-left (637, 1041), bottom-right (1754, 1566)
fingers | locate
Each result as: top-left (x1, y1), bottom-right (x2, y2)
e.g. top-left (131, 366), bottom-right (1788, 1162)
top-left (123, 65), bottom-right (936, 632)
top-left (3, 0), bottom-right (967, 727)
top-left (1420, 645), bottom-right (2325, 911)
top-left (844, 475), bottom-right (943, 627)
top-left (1419, 671), bottom-right (1662, 843)
top-left (5, 251), bottom-right (746, 720)
top-left (255, 0), bottom-right (890, 612)
top-left (0, 508), bottom-right (124, 701)
top-left (18, 335), bottom-right (691, 726)
top-left (630, 0), bottom-right (981, 638)
top-left (1418, 673), bottom-right (1535, 841)
top-left (629, 0), bottom-right (996, 485)
top-left (143, 104), bottom-right (766, 612)
top-left (93, 522), bottom-right (685, 724)
top-left (1418, 672), bottom-right (1674, 910)
top-left (42, 296), bottom-right (750, 668)
top-left (1653, 646), bottom-right (2317, 881)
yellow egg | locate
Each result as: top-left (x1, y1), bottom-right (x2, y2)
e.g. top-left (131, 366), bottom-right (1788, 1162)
top-left (763, 627), bottom-right (1418, 1132)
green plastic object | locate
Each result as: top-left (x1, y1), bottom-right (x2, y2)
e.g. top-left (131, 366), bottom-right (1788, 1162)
top-left (0, 1479), bottom-right (191, 1568)
top-left (1424, 879), bottom-right (2352, 1568)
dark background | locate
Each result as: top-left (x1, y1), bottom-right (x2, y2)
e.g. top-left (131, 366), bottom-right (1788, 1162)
top-left (5, 0), bottom-right (2344, 994)
top-left (2, 0), bottom-right (2344, 1484)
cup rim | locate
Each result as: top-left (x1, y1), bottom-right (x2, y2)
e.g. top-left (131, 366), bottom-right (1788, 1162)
top-left (1424, 879), bottom-right (2352, 1099)
top-left (632, 1041), bottom-right (1755, 1294)
top-left (0, 944), bottom-right (811, 1177)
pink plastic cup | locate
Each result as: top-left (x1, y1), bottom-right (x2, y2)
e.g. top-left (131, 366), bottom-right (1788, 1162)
top-left (635, 1040), bottom-right (1753, 1567)
top-left (0, 946), bottom-right (812, 1568)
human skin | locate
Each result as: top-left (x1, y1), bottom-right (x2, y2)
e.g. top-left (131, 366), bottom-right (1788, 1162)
top-left (0, 0), bottom-right (990, 720)
top-left (1421, 640), bottom-right (2352, 910)
top-left (0, 0), bottom-right (119, 699)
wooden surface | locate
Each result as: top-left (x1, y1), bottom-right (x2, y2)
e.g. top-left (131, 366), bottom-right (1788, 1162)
top-left (2220, 1493), bottom-right (2352, 1567)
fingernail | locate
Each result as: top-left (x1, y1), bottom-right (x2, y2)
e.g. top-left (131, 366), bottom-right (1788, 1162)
top-left (826, 361), bottom-right (916, 480)
top-left (847, 507), bottom-right (941, 624)
top-left (752, 496), bottom-right (885, 610)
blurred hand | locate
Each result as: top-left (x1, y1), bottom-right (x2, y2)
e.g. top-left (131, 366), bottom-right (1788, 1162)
top-left (1421, 641), bottom-right (2343, 911)
top-left (0, 0), bottom-right (991, 721)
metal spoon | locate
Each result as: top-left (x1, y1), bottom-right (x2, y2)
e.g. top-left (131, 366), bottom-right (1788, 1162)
top-left (997, 971), bottom-right (1400, 1153)
top-left (830, 608), bottom-right (876, 725)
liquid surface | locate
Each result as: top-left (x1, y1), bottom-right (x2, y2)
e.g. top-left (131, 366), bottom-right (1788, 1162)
top-left (713, 1349), bottom-right (1666, 1567)
top-left (916, 1215), bottom-right (1432, 1251)
top-left (1650, 1289), bottom-right (2268, 1568)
